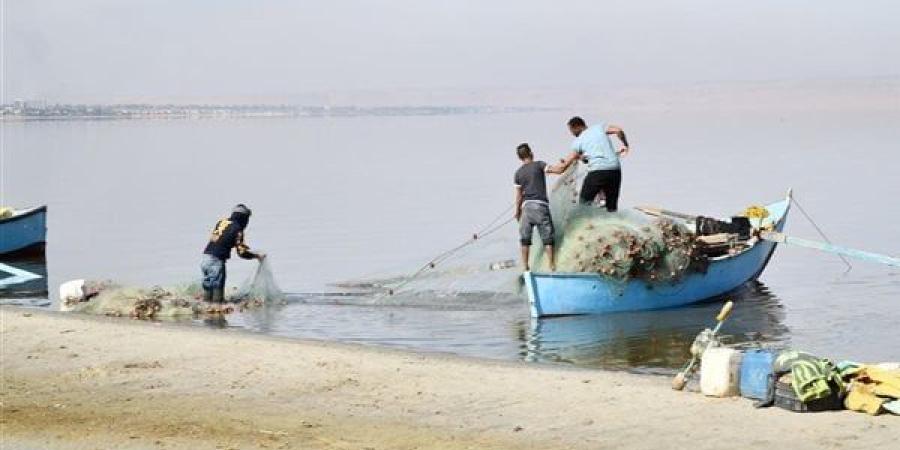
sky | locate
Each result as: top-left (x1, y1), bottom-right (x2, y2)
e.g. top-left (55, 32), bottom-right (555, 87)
top-left (2, 0), bottom-right (899, 102)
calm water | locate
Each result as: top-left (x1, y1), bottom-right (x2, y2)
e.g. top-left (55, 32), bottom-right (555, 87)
top-left (2, 99), bottom-right (899, 370)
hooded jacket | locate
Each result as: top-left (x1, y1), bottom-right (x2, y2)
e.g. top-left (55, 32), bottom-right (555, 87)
top-left (203, 211), bottom-right (257, 260)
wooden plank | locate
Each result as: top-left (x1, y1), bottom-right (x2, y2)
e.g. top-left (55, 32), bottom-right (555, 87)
top-left (635, 206), bottom-right (697, 221)
top-left (696, 233), bottom-right (737, 245)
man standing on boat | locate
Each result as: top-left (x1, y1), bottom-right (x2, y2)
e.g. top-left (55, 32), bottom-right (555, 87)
top-left (515, 143), bottom-right (566, 272)
top-left (201, 204), bottom-right (265, 304)
top-left (555, 117), bottom-right (630, 212)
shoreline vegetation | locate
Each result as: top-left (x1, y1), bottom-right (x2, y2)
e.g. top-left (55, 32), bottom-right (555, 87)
top-left (2, 306), bottom-right (895, 450)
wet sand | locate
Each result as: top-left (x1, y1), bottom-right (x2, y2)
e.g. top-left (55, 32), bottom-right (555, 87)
top-left (1, 306), bottom-right (896, 449)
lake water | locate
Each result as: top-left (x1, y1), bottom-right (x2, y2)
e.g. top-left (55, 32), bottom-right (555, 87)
top-left (3, 84), bottom-right (899, 371)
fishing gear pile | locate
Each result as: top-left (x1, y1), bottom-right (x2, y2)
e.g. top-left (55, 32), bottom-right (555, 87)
top-left (532, 163), bottom-right (701, 283)
top-left (59, 259), bottom-right (285, 318)
top-left (552, 212), bottom-right (699, 283)
top-left (59, 270), bottom-right (284, 320)
top-left (60, 282), bottom-right (198, 318)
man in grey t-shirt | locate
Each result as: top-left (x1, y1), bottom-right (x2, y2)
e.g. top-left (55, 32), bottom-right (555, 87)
top-left (514, 143), bottom-right (567, 272)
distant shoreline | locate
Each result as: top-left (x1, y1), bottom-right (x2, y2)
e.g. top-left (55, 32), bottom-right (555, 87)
top-left (4, 77), bottom-right (897, 119)
top-left (0, 105), bottom-right (559, 122)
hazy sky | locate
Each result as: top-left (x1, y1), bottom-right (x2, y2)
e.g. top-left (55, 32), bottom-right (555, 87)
top-left (3, 0), bottom-right (899, 102)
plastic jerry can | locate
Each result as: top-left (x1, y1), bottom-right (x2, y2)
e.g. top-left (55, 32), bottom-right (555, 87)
top-left (739, 349), bottom-right (776, 400)
top-left (700, 347), bottom-right (743, 397)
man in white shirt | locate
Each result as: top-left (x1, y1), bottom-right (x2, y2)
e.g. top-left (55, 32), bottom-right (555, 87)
top-left (555, 116), bottom-right (631, 212)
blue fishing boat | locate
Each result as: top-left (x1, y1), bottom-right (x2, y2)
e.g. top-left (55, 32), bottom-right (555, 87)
top-left (523, 192), bottom-right (791, 317)
top-left (0, 206), bottom-right (48, 256)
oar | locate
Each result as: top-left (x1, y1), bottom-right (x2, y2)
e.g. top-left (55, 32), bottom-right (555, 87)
top-left (672, 300), bottom-right (734, 391)
top-left (759, 231), bottom-right (900, 268)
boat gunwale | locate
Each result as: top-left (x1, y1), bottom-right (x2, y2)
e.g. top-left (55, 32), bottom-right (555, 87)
top-left (0, 205), bottom-right (48, 225)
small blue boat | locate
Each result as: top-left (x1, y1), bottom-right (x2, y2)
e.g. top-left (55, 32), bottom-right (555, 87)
top-left (0, 206), bottom-right (48, 256)
top-left (523, 192), bottom-right (791, 317)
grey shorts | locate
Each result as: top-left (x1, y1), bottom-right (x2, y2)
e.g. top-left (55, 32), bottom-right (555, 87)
top-left (519, 202), bottom-right (555, 246)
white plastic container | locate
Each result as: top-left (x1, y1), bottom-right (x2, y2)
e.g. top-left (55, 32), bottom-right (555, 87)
top-left (58, 279), bottom-right (86, 311)
top-left (700, 347), bottom-right (743, 397)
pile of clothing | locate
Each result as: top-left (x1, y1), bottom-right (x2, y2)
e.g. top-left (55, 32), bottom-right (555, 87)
top-left (840, 362), bottom-right (900, 415)
top-left (756, 350), bottom-right (900, 416)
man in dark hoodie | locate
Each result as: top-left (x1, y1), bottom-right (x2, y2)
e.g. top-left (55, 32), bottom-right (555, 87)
top-left (201, 204), bottom-right (265, 303)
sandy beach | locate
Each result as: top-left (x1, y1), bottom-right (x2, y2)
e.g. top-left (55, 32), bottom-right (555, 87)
top-left (0, 306), bottom-right (895, 449)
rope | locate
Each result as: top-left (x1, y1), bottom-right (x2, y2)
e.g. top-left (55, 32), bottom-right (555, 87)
top-left (791, 195), bottom-right (853, 272)
top-left (387, 204), bottom-right (516, 294)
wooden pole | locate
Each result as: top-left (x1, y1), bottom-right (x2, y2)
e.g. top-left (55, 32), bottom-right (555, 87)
top-left (760, 231), bottom-right (900, 268)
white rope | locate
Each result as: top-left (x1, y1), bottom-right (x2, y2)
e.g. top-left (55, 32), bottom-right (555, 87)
top-left (791, 195), bottom-right (853, 272)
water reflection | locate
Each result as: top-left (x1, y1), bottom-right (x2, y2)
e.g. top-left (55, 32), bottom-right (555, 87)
top-left (0, 253), bottom-right (50, 306)
top-left (237, 300), bottom-right (289, 333)
top-left (201, 313), bottom-right (231, 328)
top-left (520, 282), bottom-right (790, 373)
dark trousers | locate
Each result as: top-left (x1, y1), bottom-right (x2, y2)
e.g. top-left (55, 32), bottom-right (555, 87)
top-left (579, 169), bottom-right (622, 212)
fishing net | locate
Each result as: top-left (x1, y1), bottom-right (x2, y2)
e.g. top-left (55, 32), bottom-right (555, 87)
top-left (233, 258), bottom-right (285, 305)
top-left (61, 282), bottom-right (199, 318)
top-left (531, 163), bottom-right (699, 284)
top-left (59, 260), bottom-right (285, 319)
top-left (332, 162), bottom-right (702, 303)
top-left (329, 218), bottom-right (524, 308)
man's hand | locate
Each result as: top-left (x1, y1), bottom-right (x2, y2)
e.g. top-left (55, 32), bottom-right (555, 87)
top-left (257, 252), bottom-right (267, 261)
top-left (618, 146), bottom-right (630, 157)
top-left (546, 152), bottom-right (581, 175)
top-left (515, 209), bottom-right (522, 221)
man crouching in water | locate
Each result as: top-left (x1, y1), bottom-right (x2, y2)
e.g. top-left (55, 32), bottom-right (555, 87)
top-left (201, 204), bottom-right (265, 304)
top-left (515, 143), bottom-right (568, 272)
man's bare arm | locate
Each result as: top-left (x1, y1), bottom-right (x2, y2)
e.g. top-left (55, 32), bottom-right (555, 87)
top-left (546, 151), bottom-right (581, 174)
top-left (606, 125), bottom-right (630, 156)
top-left (514, 185), bottom-right (524, 220)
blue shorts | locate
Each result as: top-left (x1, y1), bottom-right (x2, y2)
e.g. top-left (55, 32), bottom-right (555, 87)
top-left (201, 254), bottom-right (226, 291)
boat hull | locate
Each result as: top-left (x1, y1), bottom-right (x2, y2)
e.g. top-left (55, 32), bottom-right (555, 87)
top-left (524, 196), bottom-right (790, 317)
top-left (0, 206), bottom-right (48, 256)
